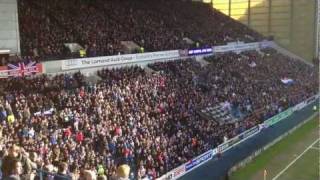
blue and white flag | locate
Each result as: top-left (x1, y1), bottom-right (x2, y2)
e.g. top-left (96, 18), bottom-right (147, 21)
top-left (281, 78), bottom-right (294, 85)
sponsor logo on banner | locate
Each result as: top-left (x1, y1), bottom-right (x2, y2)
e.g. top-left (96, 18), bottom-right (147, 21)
top-left (293, 101), bottom-right (307, 111)
top-left (239, 126), bottom-right (260, 140)
top-left (233, 43), bottom-right (259, 52)
top-left (259, 123), bottom-right (267, 130)
top-left (188, 48), bottom-right (213, 56)
top-left (217, 126), bottom-right (261, 154)
top-left (185, 150), bottom-right (213, 171)
top-left (178, 49), bottom-right (188, 57)
top-left (62, 50), bottom-right (180, 70)
top-left (264, 108), bottom-right (293, 127)
top-left (305, 95), bottom-right (318, 104)
top-left (217, 142), bottom-right (229, 153)
top-left (64, 59), bottom-right (78, 68)
top-left (212, 148), bottom-right (218, 156)
top-left (171, 165), bottom-right (185, 179)
top-left (158, 149), bottom-right (218, 180)
top-left (213, 45), bottom-right (235, 53)
top-left (158, 165), bottom-right (185, 180)
top-left (213, 42), bottom-right (260, 53)
top-left (173, 166), bottom-right (186, 177)
top-left (227, 136), bottom-right (240, 147)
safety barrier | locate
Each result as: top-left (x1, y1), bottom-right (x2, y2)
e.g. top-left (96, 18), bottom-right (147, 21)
top-left (158, 94), bottom-right (318, 180)
top-left (229, 112), bottom-right (318, 175)
top-left (42, 40), bottom-right (273, 74)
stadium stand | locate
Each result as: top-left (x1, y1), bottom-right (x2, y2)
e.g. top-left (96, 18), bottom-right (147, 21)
top-left (0, 47), bottom-right (317, 179)
top-left (17, 0), bottom-right (263, 60)
top-left (0, 0), bottom-right (317, 179)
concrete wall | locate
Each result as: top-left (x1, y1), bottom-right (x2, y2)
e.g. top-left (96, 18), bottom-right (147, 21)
top-left (201, 0), bottom-right (317, 62)
top-left (0, 0), bottom-right (20, 54)
top-left (317, 0), bottom-right (319, 58)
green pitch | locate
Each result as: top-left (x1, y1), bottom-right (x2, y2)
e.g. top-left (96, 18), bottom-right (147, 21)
top-left (230, 113), bottom-right (319, 180)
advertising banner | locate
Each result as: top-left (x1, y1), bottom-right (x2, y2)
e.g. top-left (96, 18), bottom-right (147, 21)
top-left (158, 148), bottom-right (219, 180)
top-left (185, 150), bottom-right (213, 171)
top-left (213, 42), bottom-right (260, 53)
top-left (238, 126), bottom-right (260, 140)
top-left (188, 48), bottom-right (213, 56)
top-left (163, 165), bottom-right (186, 180)
top-left (178, 49), bottom-right (189, 57)
top-left (213, 44), bottom-right (235, 53)
top-left (157, 95), bottom-right (310, 180)
top-left (264, 108), bottom-right (293, 127)
top-left (226, 136), bottom-right (240, 148)
top-left (218, 125), bottom-right (260, 154)
top-left (217, 142), bottom-right (229, 153)
top-left (305, 95), bottom-right (319, 104)
top-left (293, 94), bottom-right (319, 111)
top-left (293, 101), bottom-right (307, 112)
top-left (259, 41), bottom-right (273, 49)
top-left (62, 50), bottom-right (180, 70)
top-left (259, 123), bottom-right (267, 130)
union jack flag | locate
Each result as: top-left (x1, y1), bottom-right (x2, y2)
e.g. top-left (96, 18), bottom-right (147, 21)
top-left (7, 61), bottom-right (39, 77)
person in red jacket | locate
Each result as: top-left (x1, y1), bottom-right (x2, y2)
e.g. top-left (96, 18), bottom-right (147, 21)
top-left (64, 127), bottom-right (72, 140)
top-left (76, 131), bottom-right (84, 144)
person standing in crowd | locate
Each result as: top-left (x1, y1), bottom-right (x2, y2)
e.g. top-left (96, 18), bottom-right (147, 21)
top-left (1, 145), bottom-right (32, 178)
top-left (54, 162), bottom-right (71, 180)
top-left (2, 159), bottom-right (23, 180)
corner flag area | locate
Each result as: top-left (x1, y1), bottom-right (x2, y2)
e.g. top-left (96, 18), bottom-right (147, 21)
top-left (230, 113), bottom-right (319, 180)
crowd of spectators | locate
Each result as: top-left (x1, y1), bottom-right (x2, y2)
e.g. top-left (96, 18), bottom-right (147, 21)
top-left (0, 56), bottom-right (39, 66)
top-left (200, 49), bottom-right (317, 123)
top-left (18, 0), bottom-right (263, 59)
top-left (0, 49), bottom-right (317, 180)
